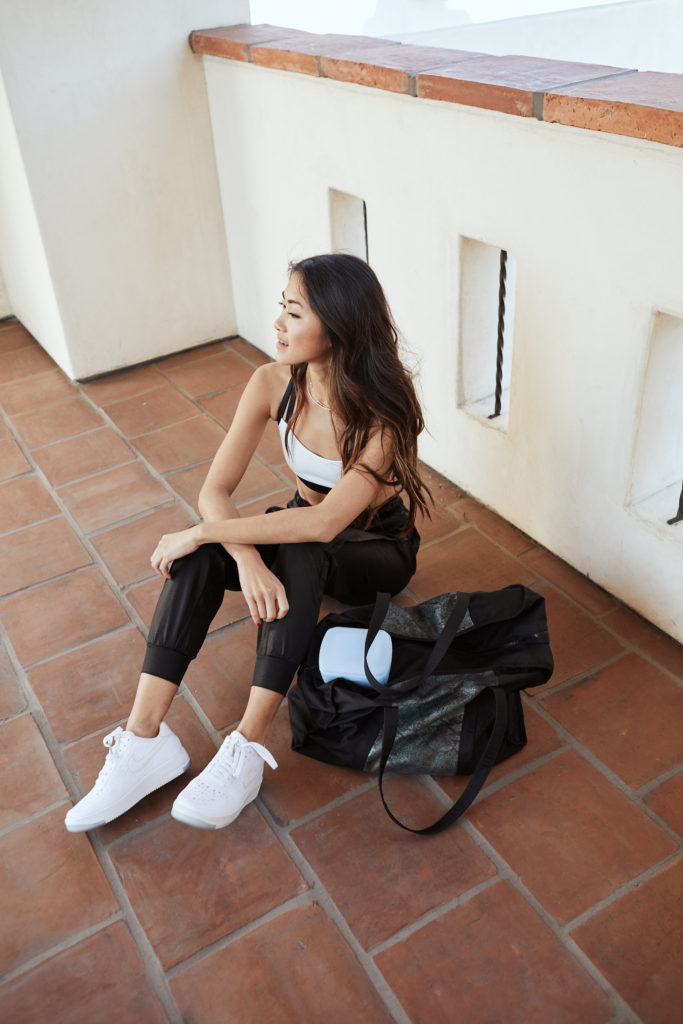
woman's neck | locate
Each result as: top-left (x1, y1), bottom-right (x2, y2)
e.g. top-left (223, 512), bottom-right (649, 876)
top-left (305, 363), bottom-right (332, 409)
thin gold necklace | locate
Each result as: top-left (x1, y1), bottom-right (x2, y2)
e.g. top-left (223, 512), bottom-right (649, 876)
top-left (306, 381), bottom-right (330, 411)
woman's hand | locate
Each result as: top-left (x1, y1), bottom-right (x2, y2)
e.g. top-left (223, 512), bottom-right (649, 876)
top-left (150, 526), bottom-right (202, 579)
top-left (233, 549), bottom-right (289, 626)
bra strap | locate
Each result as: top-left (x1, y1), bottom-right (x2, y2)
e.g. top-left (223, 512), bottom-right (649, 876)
top-left (276, 378), bottom-right (296, 423)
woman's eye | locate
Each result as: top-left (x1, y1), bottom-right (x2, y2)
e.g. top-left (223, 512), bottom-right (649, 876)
top-left (288, 312), bottom-right (300, 319)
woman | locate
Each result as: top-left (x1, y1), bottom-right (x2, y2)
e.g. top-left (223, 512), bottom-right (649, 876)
top-left (65, 253), bottom-right (431, 833)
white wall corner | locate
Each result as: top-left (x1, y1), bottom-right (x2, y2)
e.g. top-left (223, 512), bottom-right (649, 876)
top-left (0, 0), bottom-right (250, 379)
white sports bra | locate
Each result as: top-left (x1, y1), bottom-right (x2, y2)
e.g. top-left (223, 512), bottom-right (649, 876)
top-left (276, 379), bottom-right (342, 494)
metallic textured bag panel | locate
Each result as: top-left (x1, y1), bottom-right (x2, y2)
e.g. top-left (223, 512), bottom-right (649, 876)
top-left (382, 596), bottom-right (475, 640)
top-left (363, 671), bottom-right (494, 774)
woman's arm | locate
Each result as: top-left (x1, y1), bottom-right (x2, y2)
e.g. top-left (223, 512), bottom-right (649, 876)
top-left (199, 459), bottom-right (383, 546)
top-left (181, 362), bottom-right (292, 624)
top-left (151, 428), bottom-right (393, 573)
top-left (196, 362), bottom-right (277, 540)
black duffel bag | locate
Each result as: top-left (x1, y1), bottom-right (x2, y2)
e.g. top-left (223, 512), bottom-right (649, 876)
top-left (288, 585), bottom-right (554, 834)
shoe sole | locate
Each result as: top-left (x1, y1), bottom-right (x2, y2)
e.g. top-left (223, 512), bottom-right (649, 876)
top-left (65, 754), bottom-right (191, 833)
top-left (171, 792), bottom-right (257, 830)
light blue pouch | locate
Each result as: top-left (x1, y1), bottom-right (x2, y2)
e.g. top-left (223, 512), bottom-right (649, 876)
top-left (318, 626), bottom-right (392, 686)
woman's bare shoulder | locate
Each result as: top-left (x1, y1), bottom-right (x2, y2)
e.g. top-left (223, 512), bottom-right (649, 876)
top-left (249, 361), bottom-right (291, 419)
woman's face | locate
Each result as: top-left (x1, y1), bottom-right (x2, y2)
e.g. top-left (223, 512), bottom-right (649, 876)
top-left (274, 273), bottom-right (332, 367)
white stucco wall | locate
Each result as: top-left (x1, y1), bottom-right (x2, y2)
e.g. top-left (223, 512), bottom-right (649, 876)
top-left (0, 263), bottom-right (13, 320)
top-left (0, 248), bottom-right (11, 319)
top-left (0, 0), bottom-right (250, 379)
top-left (0, 64), bottom-right (69, 368)
top-left (202, 57), bottom-right (683, 640)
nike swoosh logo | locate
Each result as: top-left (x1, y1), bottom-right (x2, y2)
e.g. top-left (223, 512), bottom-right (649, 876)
top-left (128, 738), bottom-right (167, 774)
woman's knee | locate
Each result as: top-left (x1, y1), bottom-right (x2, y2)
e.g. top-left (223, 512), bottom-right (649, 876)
top-left (171, 542), bottom-right (226, 585)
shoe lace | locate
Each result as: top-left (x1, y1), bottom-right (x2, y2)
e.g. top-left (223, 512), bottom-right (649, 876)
top-left (204, 733), bottom-right (277, 785)
top-left (95, 726), bottom-right (125, 784)
top-left (205, 732), bottom-right (244, 784)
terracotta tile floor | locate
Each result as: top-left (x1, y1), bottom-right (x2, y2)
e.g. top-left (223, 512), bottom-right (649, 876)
top-left (0, 318), bottom-right (681, 1024)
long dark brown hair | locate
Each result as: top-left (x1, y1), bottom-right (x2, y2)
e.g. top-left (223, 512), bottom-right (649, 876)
top-left (285, 253), bottom-right (432, 533)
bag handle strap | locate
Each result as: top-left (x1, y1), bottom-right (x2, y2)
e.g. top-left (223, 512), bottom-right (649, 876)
top-left (363, 591), bottom-right (471, 695)
top-left (377, 687), bottom-right (508, 834)
top-left (363, 591), bottom-right (504, 832)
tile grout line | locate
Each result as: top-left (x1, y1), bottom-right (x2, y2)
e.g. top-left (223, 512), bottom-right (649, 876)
top-left (561, 848), bottom-right (682, 935)
top-left (433, 505), bottom-right (682, 675)
top-left (592, 628), bottom-right (683, 690)
top-left (0, 511), bottom-right (64, 539)
top-left (0, 562), bottom-right (110, 604)
top-left (9, 421), bottom-right (128, 454)
top-left (253, 798), bottom-right (414, 1024)
top-left (33, 447), bottom-right (141, 488)
top-left (0, 341), bottom-right (302, 1016)
top-left (7, 349), bottom-right (682, 667)
top-left (82, 499), bottom-right (190, 541)
top-left (0, 501), bottom-right (156, 654)
top-left (419, 685), bottom-right (680, 848)
top-left (259, 775), bottom-right (380, 833)
top-left (154, 789), bottom-right (414, 1024)
top-left (69, 395), bottom-right (206, 523)
top-left (529, 577), bottom-right (683, 688)
top-left (383, 504), bottom-right (682, 685)
top-left (8, 621), bottom-right (135, 674)
top-left (635, 763), bottom-right (682, 797)
top-left (161, 890), bottom-right (317, 981)
top-left (526, 647), bottom-right (627, 697)
top-left (428, 745), bottom-right (571, 805)
top-left (0, 400), bottom-right (212, 1020)
top-left (0, 621), bottom-right (184, 1022)
top-left (0, 796), bottom-right (75, 839)
top-left (413, 525), bottom-right (622, 653)
top-left (78, 336), bottom-right (237, 388)
top-left (0, 913), bottom-right (125, 987)
top-left (78, 829), bottom-right (186, 1024)
top-left (411, 522), bottom-right (469, 548)
top-left (415, 715), bottom-right (680, 1002)
top-left (173, 685), bottom-right (226, 752)
top-left (431, 504), bottom-right (537, 551)
top-left (458, 818), bottom-right (645, 1024)
top-left (0, 403), bottom-right (219, 655)
top-left (74, 351), bottom-right (297, 520)
top-left (83, 349), bottom-right (303, 538)
top-left (2, 340), bottom-right (681, 1018)
top-left (525, 694), bottom-right (683, 846)
top-left (366, 874), bottom-right (502, 958)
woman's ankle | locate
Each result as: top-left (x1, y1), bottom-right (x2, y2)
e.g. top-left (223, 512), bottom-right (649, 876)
top-left (126, 674), bottom-right (177, 739)
top-left (236, 723), bottom-right (268, 746)
top-left (126, 719), bottom-right (161, 739)
top-left (236, 687), bottom-right (283, 747)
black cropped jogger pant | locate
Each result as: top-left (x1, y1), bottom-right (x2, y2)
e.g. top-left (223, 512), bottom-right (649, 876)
top-left (142, 493), bottom-right (419, 696)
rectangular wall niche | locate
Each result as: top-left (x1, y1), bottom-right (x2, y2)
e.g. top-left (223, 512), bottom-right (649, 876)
top-left (630, 311), bottom-right (683, 529)
top-left (329, 189), bottom-right (368, 261)
top-left (458, 237), bottom-right (516, 430)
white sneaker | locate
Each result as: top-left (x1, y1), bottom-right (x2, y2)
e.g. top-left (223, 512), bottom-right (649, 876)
top-left (171, 730), bottom-right (277, 830)
top-left (65, 722), bottom-right (190, 832)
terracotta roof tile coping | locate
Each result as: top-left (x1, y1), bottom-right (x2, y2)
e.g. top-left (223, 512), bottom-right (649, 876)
top-left (544, 70), bottom-right (683, 148)
top-left (417, 54), bottom-right (637, 119)
top-left (190, 24), bottom-right (683, 147)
